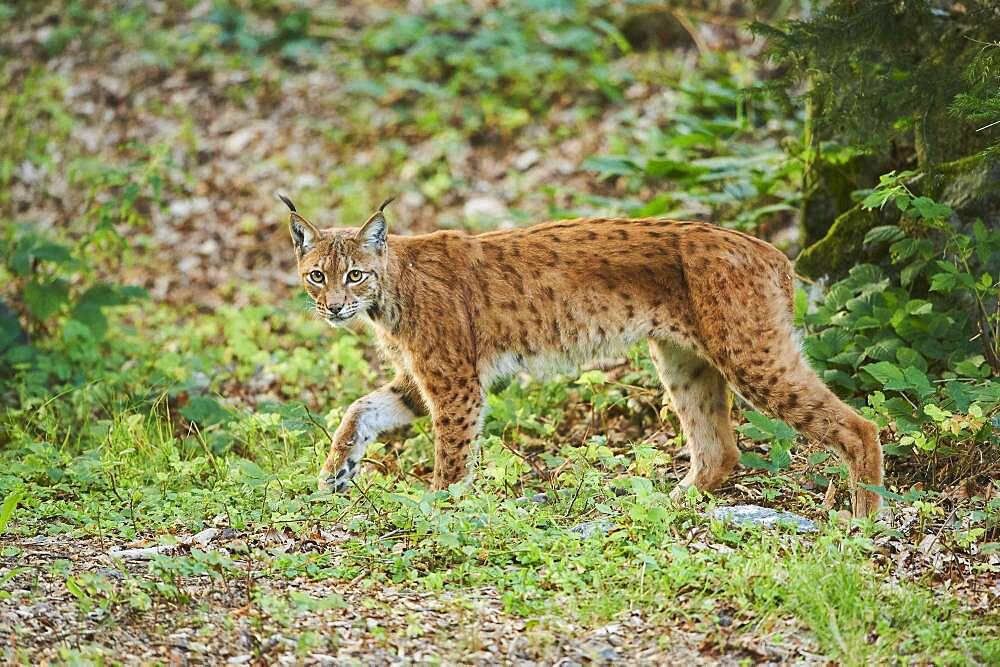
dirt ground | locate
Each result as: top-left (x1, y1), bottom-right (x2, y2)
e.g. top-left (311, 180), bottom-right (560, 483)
top-left (2, 534), bottom-right (824, 666)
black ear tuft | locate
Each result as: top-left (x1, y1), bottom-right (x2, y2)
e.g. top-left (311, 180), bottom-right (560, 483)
top-left (277, 193), bottom-right (297, 212)
top-left (358, 198), bottom-right (394, 251)
top-left (286, 212), bottom-right (320, 257)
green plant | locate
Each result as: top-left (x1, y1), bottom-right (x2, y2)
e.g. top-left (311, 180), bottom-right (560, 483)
top-left (754, 0), bottom-right (1000, 163)
top-left (801, 181), bottom-right (999, 491)
top-left (348, 1), bottom-right (631, 139)
top-left (0, 487), bottom-right (22, 533)
top-left (582, 59), bottom-right (801, 233)
top-left (737, 411), bottom-right (796, 473)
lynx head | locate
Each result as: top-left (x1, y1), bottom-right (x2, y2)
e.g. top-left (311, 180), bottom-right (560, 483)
top-left (281, 194), bottom-right (394, 327)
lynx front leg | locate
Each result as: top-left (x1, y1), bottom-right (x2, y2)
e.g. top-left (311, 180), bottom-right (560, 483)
top-left (421, 374), bottom-right (485, 490)
top-left (318, 376), bottom-right (425, 492)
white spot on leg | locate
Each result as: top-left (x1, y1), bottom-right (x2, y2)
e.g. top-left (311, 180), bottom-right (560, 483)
top-left (321, 386), bottom-right (418, 492)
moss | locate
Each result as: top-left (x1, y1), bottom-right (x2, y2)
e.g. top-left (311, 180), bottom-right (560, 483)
top-left (795, 205), bottom-right (888, 280)
top-left (797, 154), bottom-right (1000, 281)
top-left (799, 152), bottom-right (889, 248)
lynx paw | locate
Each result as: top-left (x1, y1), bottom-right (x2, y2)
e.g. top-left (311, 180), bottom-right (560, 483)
top-left (669, 483), bottom-right (690, 502)
top-left (318, 457), bottom-right (360, 493)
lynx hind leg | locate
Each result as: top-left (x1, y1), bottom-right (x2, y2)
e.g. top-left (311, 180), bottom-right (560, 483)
top-left (318, 378), bottom-right (424, 492)
top-left (649, 339), bottom-right (739, 499)
top-left (715, 311), bottom-right (883, 517)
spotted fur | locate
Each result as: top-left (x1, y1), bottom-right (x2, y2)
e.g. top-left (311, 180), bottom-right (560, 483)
top-left (285, 202), bottom-right (883, 517)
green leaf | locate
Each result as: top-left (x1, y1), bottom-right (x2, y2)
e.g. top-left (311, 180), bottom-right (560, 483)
top-left (944, 381), bottom-right (973, 412)
top-left (180, 396), bottom-right (235, 427)
top-left (769, 442), bottom-right (792, 471)
top-left (739, 452), bottom-right (774, 472)
top-left (953, 355), bottom-right (988, 379)
top-left (862, 361), bottom-right (905, 387)
top-left (822, 369), bottom-right (858, 391)
top-left (882, 397), bottom-right (922, 433)
top-left (643, 158), bottom-right (707, 180)
top-left (575, 369), bottom-right (607, 386)
top-left (923, 404), bottom-right (951, 422)
top-left (895, 347), bottom-right (927, 372)
top-left (807, 452), bottom-right (831, 466)
top-left (70, 283), bottom-right (145, 337)
top-left (65, 576), bottom-right (85, 601)
top-left (238, 459), bottom-right (271, 485)
top-left (861, 484), bottom-right (924, 503)
top-left (32, 241), bottom-right (74, 265)
top-left (909, 196), bottom-right (952, 221)
top-left (0, 300), bottom-right (25, 353)
top-left (929, 272), bottom-right (959, 292)
top-left (0, 488), bottom-right (23, 534)
top-left (899, 260), bottom-right (926, 286)
top-left (861, 187), bottom-right (901, 210)
top-left (863, 225), bottom-right (905, 246)
top-left (738, 411), bottom-right (796, 442)
top-left (793, 287), bottom-right (809, 327)
top-left (902, 367), bottom-right (935, 398)
top-left (23, 279), bottom-right (70, 320)
top-left (582, 156), bottom-right (640, 178)
top-left (9, 239), bottom-right (34, 276)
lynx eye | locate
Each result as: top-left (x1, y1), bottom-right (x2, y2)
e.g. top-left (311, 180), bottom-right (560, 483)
top-left (307, 270), bottom-right (325, 285)
top-left (346, 269), bottom-right (365, 284)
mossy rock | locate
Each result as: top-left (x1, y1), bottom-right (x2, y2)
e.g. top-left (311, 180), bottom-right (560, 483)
top-left (800, 152), bottom-right (888, 247)
top-left (796, 154), bottom-right (998, 280)
top-left (619, 9), bottom-right (693, 51)
top-left (926, 155), bottom-right (1000, 229)
top-left (795, 204), bottom-right (896, 280)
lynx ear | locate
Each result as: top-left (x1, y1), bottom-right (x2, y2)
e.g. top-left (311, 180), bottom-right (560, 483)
top-left (279, 193), bottom-right (320, 256)
top-left (357, 197), bottom-right (394, 251)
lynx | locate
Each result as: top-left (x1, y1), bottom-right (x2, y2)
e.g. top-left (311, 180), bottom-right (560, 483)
top-left (281, 195), bottom-right (883, 517)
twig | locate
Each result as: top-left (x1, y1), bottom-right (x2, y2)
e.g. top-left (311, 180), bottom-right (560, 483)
top-left (350, 477), bottom-right (383, 519)
top-left (564, 461), bottom-right (588, 518)
top-left (671, 9), bottom-right (710, 57)
top-left (499, 439), bottom-right (548, 481)
top-left (303, 405), bottom-right (333, 442)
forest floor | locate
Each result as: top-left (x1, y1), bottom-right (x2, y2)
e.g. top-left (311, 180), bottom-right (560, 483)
top-left (5, 506), bottom-right (997, 665)
top-left (2, 2), bottom-right (999, 664)
top-left (4, 535), bottom-right (781, 665)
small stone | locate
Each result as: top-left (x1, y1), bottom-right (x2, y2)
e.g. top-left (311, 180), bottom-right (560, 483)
top-left (188, 371), bottom-right (211, 393)
top-left (598, 647), bottom-right (620, 662)
top-left (224, 128), bottom-right (256, 156)
top-left (227, 655), bottom-right (252, 665)
top-left (463, 196), bottom-right (507, 220)
top-left (710, 504), bottom-right (817, 532)
top-left (569, 520), bottom-right (615, 539)
top-left (513, 148), bottom-right (541, 171)
top-left (190, 527), bottom-right (219, 547)
top-left (108, 544), bottom-right (174, 560)
top-left (293, 173), bottom-right (320, 189)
